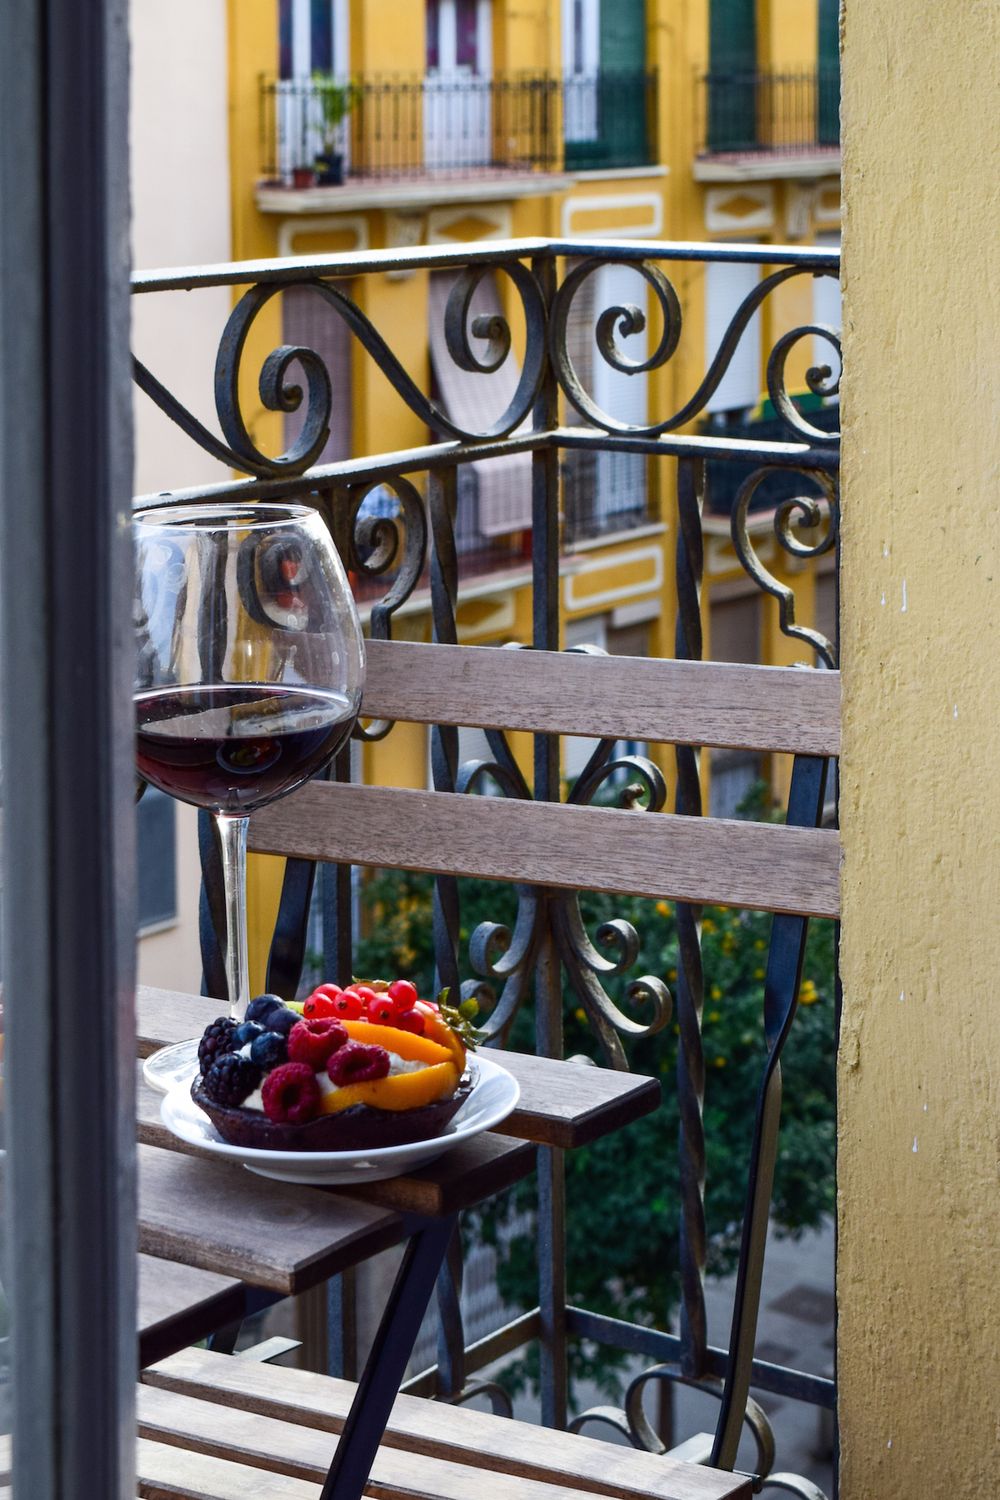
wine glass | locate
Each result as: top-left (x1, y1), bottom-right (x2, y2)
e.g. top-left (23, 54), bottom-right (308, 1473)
top-left (134, 502), bottom-right (364, 1090)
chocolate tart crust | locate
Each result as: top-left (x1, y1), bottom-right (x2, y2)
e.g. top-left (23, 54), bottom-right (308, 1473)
top-left (192, 1066), bottom-right (475, 1153)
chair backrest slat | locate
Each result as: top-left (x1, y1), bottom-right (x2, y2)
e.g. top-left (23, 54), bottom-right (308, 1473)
top-left (249, 782), bottom-right (841, 918)
top-left (360, 640), bottom-right (841, 756)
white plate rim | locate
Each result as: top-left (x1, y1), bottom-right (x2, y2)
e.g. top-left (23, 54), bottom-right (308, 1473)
top-left (160, 1052), bottom-right (519, 1171)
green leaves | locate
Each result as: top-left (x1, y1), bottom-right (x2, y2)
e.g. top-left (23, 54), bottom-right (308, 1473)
top-left (354, 865), bottom-right (836, 1400)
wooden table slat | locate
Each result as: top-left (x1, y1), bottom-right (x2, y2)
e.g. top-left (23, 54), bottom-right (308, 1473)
top-left (138, 1144), bottom-right (400, 1296)
top-left (138, 1255), bottom-right (245, 1368)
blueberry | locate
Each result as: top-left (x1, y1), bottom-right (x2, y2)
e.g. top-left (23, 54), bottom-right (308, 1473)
top-left (250, 1030), bottom-right (289, 1070)
top-left (232, 1020), bottom-right (264, 1048)
top-left (246, 994), bottom-right (284, 1025)
top-left (266, 1007), bottom-right (298, 1037)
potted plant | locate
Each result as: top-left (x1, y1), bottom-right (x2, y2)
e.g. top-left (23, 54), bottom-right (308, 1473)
top-left (292, 164), bottom-right (316, 190)
top-left (312, 72), bottom-right (359, 186)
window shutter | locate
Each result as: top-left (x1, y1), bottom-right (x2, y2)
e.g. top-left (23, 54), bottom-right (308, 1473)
top-left (818, 0), bottom-right (840, 144)
top-left (282, 283), bottom-right (353, 465)
top-left (708, 0), bottom-right (757, 150)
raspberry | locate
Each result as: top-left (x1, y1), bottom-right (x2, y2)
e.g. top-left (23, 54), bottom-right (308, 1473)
top-left (261, 1062), bottom-right (321, 1124)
top-left (287, 1016), bottom-right (348, 1069)
top-left (203, 1053), bottom-right (262, 1107)
top-left (198, 1017), bottom-right (239, 1072)
top-left (393, 1008), bottom-right (426, 1036)
top-left (327, 1041), bottom-right (391, 1087)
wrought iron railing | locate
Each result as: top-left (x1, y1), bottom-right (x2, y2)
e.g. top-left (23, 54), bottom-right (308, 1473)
top-left (132, 237), bottom-right (840, 1497)
top-left (698, 68), bottom-right (841, 156)
top-left (259, 72), bottom-right (659, 185)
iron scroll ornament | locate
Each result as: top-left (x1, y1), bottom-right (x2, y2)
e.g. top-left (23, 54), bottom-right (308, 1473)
top-left (136, 265), bottom-right (548, 480)
top-left (730, 468), bottom-right (840, 669)
top-left (549, 260), bottom-right (833, 439)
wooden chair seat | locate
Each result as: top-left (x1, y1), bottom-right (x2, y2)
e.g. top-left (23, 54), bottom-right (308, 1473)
top-left (140, 1348), bottom-right (752, 1500)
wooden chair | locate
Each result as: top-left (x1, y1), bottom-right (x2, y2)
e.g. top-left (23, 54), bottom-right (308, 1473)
top-left (141, 637), bottom-right (839, 1500)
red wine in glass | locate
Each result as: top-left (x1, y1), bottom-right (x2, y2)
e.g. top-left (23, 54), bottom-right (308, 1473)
top-left (136, 684), bottom-right (355, 813)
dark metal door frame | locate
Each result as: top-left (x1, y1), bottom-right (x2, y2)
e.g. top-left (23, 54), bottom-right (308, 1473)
top-left (0, 0), bottom-right (136, 1495)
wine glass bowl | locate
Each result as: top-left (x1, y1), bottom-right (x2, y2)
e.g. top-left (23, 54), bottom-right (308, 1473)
top-left (135, 503), bottom-right (363, 815)
top-left (134, 502), bottom-right (364, 1088)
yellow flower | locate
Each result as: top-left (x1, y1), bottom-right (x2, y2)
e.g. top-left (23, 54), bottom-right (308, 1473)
top-left (710, 985), bottom-right (722, 1001)
top-left (798, 980), bottom-right (820, 1006)
top-left (708, 1009), bottom-right (721, 1023)
top-left (574, 1007), bottom-right (587, 1023)
top-left (702, 917), bottom-right (717, 934)
top-left (655, 900), bottom-right (670, 918)
top-left (721, 935), bottom-right (736, 955)
top-left (753, 967), bottom-right (765, 980)
top-left (667, 968), bottom-right (677, 981)
top-left (713, 1056), bottom-right (727, 1068)
top-left (754, 938), bottom-right (766, 951)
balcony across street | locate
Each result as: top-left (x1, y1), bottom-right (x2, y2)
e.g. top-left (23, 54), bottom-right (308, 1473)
top-left (259, 70), bottom-right (659, 187)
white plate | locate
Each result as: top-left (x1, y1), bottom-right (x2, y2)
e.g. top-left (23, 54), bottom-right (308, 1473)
top-left (159, 1054), bottom-right (519, 1186)
top-left (143, 1037), bottom-right (202, 1095)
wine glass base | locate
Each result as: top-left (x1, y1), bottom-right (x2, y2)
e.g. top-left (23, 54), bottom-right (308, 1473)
top-left (143, 1037), bottom-right (201, 1095)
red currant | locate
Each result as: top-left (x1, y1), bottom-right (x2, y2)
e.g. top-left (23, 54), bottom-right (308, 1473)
top-left (303, 991), bottom-right (337, 1019)
top-left (353, 985), bottom-right (379, 1013)
top-left (332, 990), bottom-right (364, 1019)
top-left (368, 998), bottom-right (396, 1026)
top-left (393, 1008), bottom-right (426, 1036)
top-left (387, 978), bottom-right (418, 1014)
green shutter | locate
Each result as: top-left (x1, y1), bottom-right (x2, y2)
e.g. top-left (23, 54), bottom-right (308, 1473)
top-left (818, 0), bottom-right (840, 145)
top-left (708, 0), bottom-right (756, 151)
top-left (566, 0), bottom-right (650, 170)
top-left (601, 0), bottom-right (648, 167)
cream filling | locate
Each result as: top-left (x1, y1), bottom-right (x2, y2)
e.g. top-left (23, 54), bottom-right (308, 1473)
top-left (239, 1046), bottom-right (426, 1114)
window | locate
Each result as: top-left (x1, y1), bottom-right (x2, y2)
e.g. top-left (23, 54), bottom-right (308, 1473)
top-left (561, 261), bottom-right (650, 541)
top-left (278, 0), bottom-right (349, 78)
top-left (137, 784), bottom-right (176, 932)
top-left (705, 258), bottom-right (763, 416)
top-left (709, 592), bottom-right (764, 816)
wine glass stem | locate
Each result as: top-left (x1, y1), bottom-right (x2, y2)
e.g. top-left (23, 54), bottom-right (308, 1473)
top-left (215, 812), bottom-right (251, 1021)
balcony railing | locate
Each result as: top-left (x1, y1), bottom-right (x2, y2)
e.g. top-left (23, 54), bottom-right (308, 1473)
top-left (259, 71), bottom-right (658, 186)
top-left (131, 237), bottom-right (841, 1490)
top-left (697, 67), bottom-right (840, 157)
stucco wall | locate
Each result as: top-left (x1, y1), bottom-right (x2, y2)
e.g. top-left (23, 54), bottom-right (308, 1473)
top-left (839, 2), bottom-right (1000, 1494)
top-left (131, 0), bottom-right (232, 994)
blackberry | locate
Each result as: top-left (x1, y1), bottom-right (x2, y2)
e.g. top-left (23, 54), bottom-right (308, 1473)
top-left (232, 1021), bottom-right (264, 1049)
top-left (250, 1029), bottom-right (288, 1070)
top-left (202, 1053), bottom-right (262, 1108)
top-left (246, 994), bottom-right (285, 1025)
top-left (197, 1017), bottom-right (238, 1073)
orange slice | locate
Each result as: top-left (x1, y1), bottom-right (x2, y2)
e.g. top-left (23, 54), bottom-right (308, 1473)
top-left (317, 1060), bottom-right (460, 1115)
top-left (417, 1004), bottom-right (468, 1071)
top-left (342, 1018), bottom-right (453, 1066)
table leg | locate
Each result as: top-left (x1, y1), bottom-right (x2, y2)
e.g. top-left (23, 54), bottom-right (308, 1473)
top-left (320, 1213), bottom-right (458, 1500)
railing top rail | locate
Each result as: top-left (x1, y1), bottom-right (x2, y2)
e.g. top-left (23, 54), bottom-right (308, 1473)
top-left (131, 237), bottom-right (840, 293)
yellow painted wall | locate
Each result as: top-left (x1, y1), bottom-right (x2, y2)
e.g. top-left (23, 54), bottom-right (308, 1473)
top-left (839, 1), bottom-right (1000, 1495)
top-left (758, 0), bottom-right (817, 69)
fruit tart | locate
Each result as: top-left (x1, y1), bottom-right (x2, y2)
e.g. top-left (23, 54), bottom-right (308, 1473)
top-left (191, 979), bottom-right (479, 1152)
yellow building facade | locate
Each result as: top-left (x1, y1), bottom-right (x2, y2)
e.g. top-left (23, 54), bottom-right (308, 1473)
top-left (222, 0), bottom-right (841, 976)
